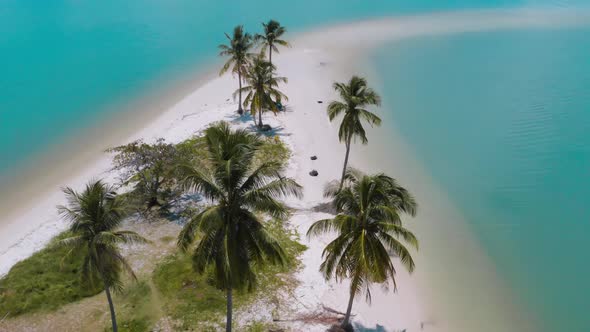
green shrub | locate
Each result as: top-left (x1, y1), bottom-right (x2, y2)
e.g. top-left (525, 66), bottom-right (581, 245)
top-left (152, 216), bottom-right (306, 329)
top-left (0, 232), bottom-right (103, 317)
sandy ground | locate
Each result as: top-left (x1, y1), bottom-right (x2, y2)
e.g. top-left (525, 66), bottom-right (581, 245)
top-left (2, 8), bottom-right (590, 332)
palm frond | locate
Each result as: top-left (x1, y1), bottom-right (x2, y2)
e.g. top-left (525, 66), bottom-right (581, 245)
top-left (56, 179), bottom-right (140, 293)
top-left (309, 170), bottom-right (419, 301)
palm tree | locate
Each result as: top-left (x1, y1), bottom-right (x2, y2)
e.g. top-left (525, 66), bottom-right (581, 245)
top-left (236, 56), bottom-right (288, 128)
top-left (54, 180), bottom-right (147, 332)
top-left (219, 25), bottom-right (254, 115)
top-left (255, 19), bottom-right (290, 66)
top-left (177, 122), bottom-right (302, 332)
top-left (307, 169), bottom-right (418, 328)
top-left (327, 76), bottom-right (382, 190)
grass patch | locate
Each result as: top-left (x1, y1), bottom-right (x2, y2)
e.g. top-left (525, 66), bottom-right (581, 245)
top-left (153, 253), bottom-right (227, 330)
top-left (0, 232), bottom-right (103, 318)
top-left (102, 280), bottom-right (161, 332)
top-left (159, 235), bottom-right (175, 243)
top-left (152, 217), bottom-right (306, 330)
top-left (253, 136), bottom-right (291, 168)
top-left (242, 321), bottom-right (270, 332)
top-left (106, 319), bottom-right (150, 332)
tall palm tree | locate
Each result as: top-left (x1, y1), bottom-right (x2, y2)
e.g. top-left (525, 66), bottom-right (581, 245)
top-left (307, 169), bottom-right (418, 328)
top-left (327, 76), bottom-right (382, 190)
top-left (219, 25), bottom-right (254, 115)
top-left (236, 56), bottom-right (288, 128)
top-left (177, 122), bottom-right (302, 332)
top-left (54, 180), bottom-right (147, 332)
top-left (255, 19), bottom-right (290, 66)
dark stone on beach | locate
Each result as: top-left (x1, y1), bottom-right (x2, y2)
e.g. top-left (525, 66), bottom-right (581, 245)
top-left (317, 100), bottom-right (323, 104)
top-left (309, 170), bottom-right (318, 177)
top-left (260, 124), bottom-right (272, 132)
top-left (310, 155), bottom-right (317, 160)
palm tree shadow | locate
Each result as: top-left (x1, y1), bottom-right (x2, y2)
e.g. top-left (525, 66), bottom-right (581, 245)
top-left (248, 124), bottom-right (291, 137)
top-left (312, 201), bottom-right (337, 215)
top-left (280, 104), bottom-right (294, 113)
top-left (226, 111), bottom-right (255, 124)
top-left (352, 323), bottom-right (391, 332)
top-left (160, 192), bottom-right (204, 224)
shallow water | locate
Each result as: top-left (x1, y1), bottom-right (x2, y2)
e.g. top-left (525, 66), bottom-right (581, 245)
top-left (373, 26), bottom-right (590, 331)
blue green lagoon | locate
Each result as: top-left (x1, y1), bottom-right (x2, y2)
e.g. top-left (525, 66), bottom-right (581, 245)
top-left (372, 27), bottom-right (590, 331)
top-left (1, 0), bottom-right (590, 331)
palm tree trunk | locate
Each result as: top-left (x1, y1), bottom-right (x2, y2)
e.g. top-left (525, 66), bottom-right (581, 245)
top-left (269, 46), bottom-right (272, 66)
top-left (104, 286), bottom-right (118, 332)
top-left (237, 68), bottom-right (243, 115)
top-left (258, 107), bottom-right (263, 128)
top-left (226, 287), bottom-right (233, 332)
top-left (341, 274), bottom-right (360, 327)
top-left (339, 135), bottom-right (352, 191)
top-left (342, 290), bottom-right (355, 327)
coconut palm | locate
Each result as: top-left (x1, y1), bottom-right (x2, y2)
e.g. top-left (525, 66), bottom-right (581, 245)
top-left (219, 25), bottom-right (255, 115)
top-left (255, 19), bottom-right (290, 66)
top-left (328, 76), bottom-right (382, 190)
top-left (307, 169), bottom-right (418, 328)
top-left (177, 122), bottom-right (302, 332)
top-left (236, 56), bottom-right (288, 128)
top-left (54, 180), bottom-right (147, 332)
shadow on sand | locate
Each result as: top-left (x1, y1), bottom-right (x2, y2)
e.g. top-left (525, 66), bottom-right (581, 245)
top-left (353, 323), bottom-right (404, 332)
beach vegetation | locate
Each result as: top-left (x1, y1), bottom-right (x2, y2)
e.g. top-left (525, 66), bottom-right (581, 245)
top-left (0, 232), bottom-right (103, 318)
top-left (255, 19), bottom-right (290, 66)
top-left (307, 169), bottom-right (418, 328)
top-left (219, 25), bottom-right (255, 115)
top-left (175, 122), bottom-right (302, 331)
top-left (327, 76), bottom-right (382, 190)
top-left (108, 139), bottom-right (182, 212)
top-left (238, 55), bottom-right (288, 128)
top-left (53, 180), bottom-right (148, 332)
top-left (153, 216), bottom-right (305, 331)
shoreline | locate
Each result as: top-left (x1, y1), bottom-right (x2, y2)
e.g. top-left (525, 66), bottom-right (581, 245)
top-left (0, 58), bottom-right (221, 222)
top-left (2, 8), bottom-right (590, 331)
top-left (0, 60), bottom-right (222, 273)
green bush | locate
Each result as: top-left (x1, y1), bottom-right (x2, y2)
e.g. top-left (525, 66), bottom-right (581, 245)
top-left (0, 232), bottom-right (103, 317)
top-left (152, 253), bottom-right (226, 330)
top-left (152, 217), bottom-right (306, 330)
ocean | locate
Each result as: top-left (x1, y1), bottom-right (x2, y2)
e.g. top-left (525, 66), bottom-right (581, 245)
top-left (1, 0), bottom-right (589, 331)
top-left (372, 26), bottom-right (590, 331)
top-left (0, 0), bottom-right (572, 175)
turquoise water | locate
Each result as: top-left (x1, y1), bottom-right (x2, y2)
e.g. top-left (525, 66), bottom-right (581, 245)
top-left (2, 1), bottom-right (590, 331)
top-left (0, 0), bottom-right (581, 175)
top-left (373, 27), bottom-right (590, 331)
top-left (0, 0), bottom-right (515, 175)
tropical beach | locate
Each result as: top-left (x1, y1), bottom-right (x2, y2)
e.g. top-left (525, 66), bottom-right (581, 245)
top-left (1, 5), bottom-right (590, 332)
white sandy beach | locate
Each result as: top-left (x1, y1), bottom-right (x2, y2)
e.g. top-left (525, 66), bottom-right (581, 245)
top-left (2, 8), bottom-right (590, 331)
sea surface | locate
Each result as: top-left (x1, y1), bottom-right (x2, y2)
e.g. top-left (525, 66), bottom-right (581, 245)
top-left (373, 26), bottom-right (590, 331)
top-left (2, 0), bottom-right (589, 331)
top-left (1, 0), bottom-right (585, 175)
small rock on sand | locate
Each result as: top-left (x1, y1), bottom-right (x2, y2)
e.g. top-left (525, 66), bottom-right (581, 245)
top-left (309, 170), bottom-right (318, 176)
top-left (311, 156), bottom-right (317, 160)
